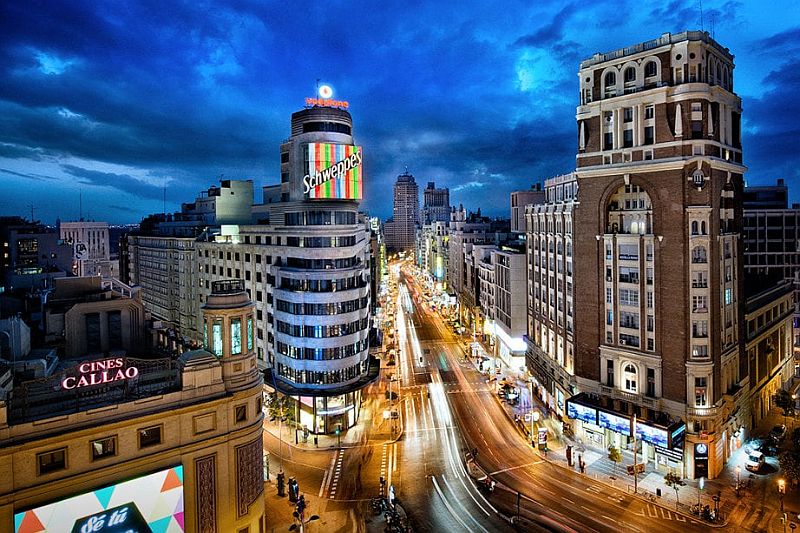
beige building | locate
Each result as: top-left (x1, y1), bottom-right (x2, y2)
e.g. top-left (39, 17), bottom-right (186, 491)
top-left (1, 280), bottom-right (265, 533)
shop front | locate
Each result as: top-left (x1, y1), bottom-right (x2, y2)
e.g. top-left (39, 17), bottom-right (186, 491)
top-left (566, 393), bottom-right (686, 474)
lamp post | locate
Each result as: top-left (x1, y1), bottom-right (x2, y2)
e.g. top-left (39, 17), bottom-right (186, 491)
top-left (633, 414), bottom-right (638, 495)
top-left (779, 478), bottom-right (786, 513)
top-left (532, 411), bottom-right (541, 450)
top-left (735, 465), bottom-right (741, 497)
top-left (529, 380), bottom-right (535, 441)
top-left (712, 493), bottom-right (721, 522)
top-left (697, 476), bottom-right (704, 508)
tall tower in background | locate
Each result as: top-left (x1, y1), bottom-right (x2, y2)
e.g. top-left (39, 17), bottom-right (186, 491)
top-left (568, 31), bottom-right (748, 479)
top-left (385, 170), bottom-right (419, 252)
top-left (422, 181), bottom-right (450, 224)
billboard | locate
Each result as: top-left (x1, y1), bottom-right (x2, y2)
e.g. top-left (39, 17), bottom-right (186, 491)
top-left (598, 410), bottom-right (631, 436)
top-left (566, 401), bottom-right (598, 425)
top-left (304, 143), bottom-right (362, 200)
top-left (634, 420), bottom-right (669, 448)
top-left (15, 465), bottom-right (184, 533)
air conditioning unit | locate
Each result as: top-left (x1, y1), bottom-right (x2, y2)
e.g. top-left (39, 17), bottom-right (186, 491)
top-left (620, 339), bottom-right (627, 346)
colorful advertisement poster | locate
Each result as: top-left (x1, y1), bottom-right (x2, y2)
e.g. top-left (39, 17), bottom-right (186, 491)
top-left (15, 465), bottom-right (184, 533)
top-left (304, 143), bottom-right (362, 200)
top-left (567, 401), bottom-right (598, 425)
top-left (598, 410), bottom-right (631, 436)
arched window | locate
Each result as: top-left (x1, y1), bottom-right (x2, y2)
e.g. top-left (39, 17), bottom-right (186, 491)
top-left (723, 66), bottom-right (729, 89)
top-left (624, 67), bottom-right (636, 83)
top-left (624, 363), bottom-right (638, 392)
top-left (644, 61), bottom-right (657, 78)
top-left (605, 72), bottom-right (616, 87)
top-left (716, 64), bottom-right (721, 85)
top-left (701, 221), bottom-right (707, 234)
top-left (692, 245), bottom-right (707, 263)
top-left (691, 221), bottom-right (698, 235)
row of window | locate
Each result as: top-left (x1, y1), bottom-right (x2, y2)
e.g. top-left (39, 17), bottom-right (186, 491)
top-left (275, 296), bottom-right (369, 316)
top-left (37, 426), bottom-right (160, 476)
top-left (279, 274), bottom-right (366, 293)
top-left (285, 236), bottom-right (357, 248)
top-left (276, 317), bottom-right (369, 339)
top-left (284, 256), bottom-right (361, 270)
top-left (276, 338), bottom-right (369, 360)
top-left (284, 211), bottom-right (357, 226)
top-left (277, 361), bottom-right (366, 384)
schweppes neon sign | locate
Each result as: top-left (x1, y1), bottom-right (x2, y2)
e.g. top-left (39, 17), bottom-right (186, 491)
top-left (304, 143), bottom-right (363, 200)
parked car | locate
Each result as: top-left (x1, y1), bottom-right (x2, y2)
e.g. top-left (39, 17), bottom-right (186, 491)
top-left (744, 438), bottom-right (764, 454)
top-left (771, 424), bottom-right (788, 441)
top-left (745, 450), bottom-right (765, 472)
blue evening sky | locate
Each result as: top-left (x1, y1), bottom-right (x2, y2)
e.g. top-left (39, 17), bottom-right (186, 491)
top-left (0, 0), bottom-right (798, 223)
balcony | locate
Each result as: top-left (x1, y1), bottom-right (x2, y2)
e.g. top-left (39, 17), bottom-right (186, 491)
top-left (687, 405), bottom-right (717, 418)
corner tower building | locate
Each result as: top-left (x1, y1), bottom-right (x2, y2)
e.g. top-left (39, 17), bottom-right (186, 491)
top-left (266, 102), bottom-right (378, 433)
top-left (569, 32), bottom-right (746, 479)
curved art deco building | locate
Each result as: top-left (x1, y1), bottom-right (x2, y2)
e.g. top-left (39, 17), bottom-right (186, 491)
top-left (266, 104), bottom-right (378, 434)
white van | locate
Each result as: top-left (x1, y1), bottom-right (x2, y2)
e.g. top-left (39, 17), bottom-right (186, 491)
top-left (745, 450), bottom-right (764, 472)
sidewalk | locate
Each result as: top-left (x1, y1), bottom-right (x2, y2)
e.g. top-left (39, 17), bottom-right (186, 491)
top-left (472, 342), bottom-right (800, 530)
top-left (263, 379), bottom-right (405, 452)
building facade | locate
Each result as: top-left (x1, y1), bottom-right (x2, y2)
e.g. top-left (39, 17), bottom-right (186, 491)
top-left (566, 31), bottom-right (747, 479)
top-left (526, 174), bottom-right (578, 415)
top-left (195, 104), bottom-right (378, 434)
top-left (422, 181), bottom-right (450, 224)
top-left (385, 171), bottom-right (419, 252)
top-left (60, 221), bottom-right (115, 278)
top-left (742, 179), bottom-right (800, 349)
top-left (0, 280), bottom-right (265, 533)
top-left (510, 185), bottom-right (545, 234)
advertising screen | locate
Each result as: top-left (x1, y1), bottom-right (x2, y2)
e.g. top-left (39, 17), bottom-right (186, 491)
top-left (304, 143), bottom-right (363, 200)
top-left (598, 410), bottom-right (631, 436)
top-left (635, 421), bottom-right (669, 448)
top-left (15, 465), bottom-right (184, 533)
top-left (567, 401), bottom-right (598, 425)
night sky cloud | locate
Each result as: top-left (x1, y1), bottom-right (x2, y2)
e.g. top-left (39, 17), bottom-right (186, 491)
top-left (0, 0), bottom-right (798, 224)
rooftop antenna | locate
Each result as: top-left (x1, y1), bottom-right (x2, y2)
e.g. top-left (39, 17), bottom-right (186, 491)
top-left (79, 188), bottom-right (83, 221)
top-left (710, 14), bottom-right (715, 39)
top-left (163, 177), bottom-right (167, 215)
top-left (699, 0), bottom-right (704, 31)
top-left (27, 203), bottom-right (35, 223)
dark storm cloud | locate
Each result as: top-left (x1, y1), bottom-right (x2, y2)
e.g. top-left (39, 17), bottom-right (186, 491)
top-left (0, 167), bottom-right (56, 181)
top-left (0, 0), bottom-right (796, 222)
top-left (62, 165), bottom-right (165, 201)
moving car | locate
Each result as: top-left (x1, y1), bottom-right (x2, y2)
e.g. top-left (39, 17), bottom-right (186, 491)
top-left (745, 450), bottom-right (765, 472)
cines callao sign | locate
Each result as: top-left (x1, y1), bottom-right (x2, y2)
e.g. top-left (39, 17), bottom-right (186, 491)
top-left (61, 357), bottom-right (139, 390)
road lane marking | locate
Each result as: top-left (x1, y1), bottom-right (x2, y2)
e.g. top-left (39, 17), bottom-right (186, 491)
top-left (487, 461), bottom-right (544, 476)
top-left (562, 497), bottom-right (575, 504)
top-left (441, 475), bottom-right (490, 533)
top-left (601, 515), bottom-right (616, 523)
top-left (431, 475), bottom-right (474, 532)
top-left (322, 452), bottom-right (336, 498)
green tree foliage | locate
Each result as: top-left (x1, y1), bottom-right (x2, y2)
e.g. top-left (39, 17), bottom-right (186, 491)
top-left (775, 389), bottom-right (795, 425)
top-left (267, 393), bottom-right (295, 424)
top-left (780, 451), bottom-right (800, 488)
top-left (608, 445), bottom-right (622, 476)
top-left (664, 471), bottom-right (686, 508)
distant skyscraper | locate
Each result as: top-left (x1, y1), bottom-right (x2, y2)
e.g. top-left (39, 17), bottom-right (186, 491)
top-left (385, 170), bottom-right (419, 251)
top-left (422, 181), bottom-right (450, 224)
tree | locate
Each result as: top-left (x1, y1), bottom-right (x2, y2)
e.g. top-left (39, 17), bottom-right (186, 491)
top-left (664, 471), bottom-right (686, 509)
top-left (775, 389), bottom-right (795, 426)
top-left (268, 393), bottom-right (295, 424)
top-left (780, 450), bottom-right (800, 488)
top-left (607, 445), bottom-right (622, 476)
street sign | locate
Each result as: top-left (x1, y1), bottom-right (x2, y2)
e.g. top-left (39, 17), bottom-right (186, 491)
top-left (626, 463), bottom-right (645, 475)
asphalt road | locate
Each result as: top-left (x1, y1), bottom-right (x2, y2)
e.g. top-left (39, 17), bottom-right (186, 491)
top-left (393, 271), bottom-right (710, 533)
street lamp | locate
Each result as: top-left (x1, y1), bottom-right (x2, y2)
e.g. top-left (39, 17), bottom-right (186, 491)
top-left (779, 478), bottom-right (786, 513)
top-left (532, 411), bottom-right (541, 450)
top-left (697, 476), bottom-right (704, 508)
top-left (712, 493), bottom-right (721, 522)
top-left (735, 465), bottom-right (741, 497)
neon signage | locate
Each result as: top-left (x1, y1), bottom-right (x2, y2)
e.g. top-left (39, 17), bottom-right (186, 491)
top-left (61, 358), bottom-right (139, 390)
top-left (304, 143), bottom-right (362, 200)
top-left (305, 97), bottom-right (349, 109)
